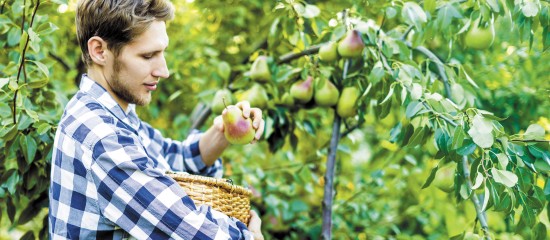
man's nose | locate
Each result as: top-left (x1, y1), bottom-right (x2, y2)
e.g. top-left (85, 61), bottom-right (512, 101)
top-left (153, 56), bottom-right (170, 79)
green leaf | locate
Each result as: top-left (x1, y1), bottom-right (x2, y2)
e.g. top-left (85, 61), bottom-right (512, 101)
top-left (436, 4), bottom-right (462, 30)
top-left (405, 101), bottom-right (426, 119)
top-left (482, 185), bottom-right (490, 211)
top-left (217, 61), bottom-right (231, 82)
top-left (1, 124), bottom-right (19, 141)
top-left (6, 197), bottom-right (16, 224)
top-left (7, 27), bottom-right (21, 46)
top-left (456, 140), bottom-right (477, 156)
top-left (302, 4), bottom-right (320, 19)
top-left (486, 0), bottom-right (500, 12)
top-left (424, 0), bottom-right (436, 12)
top-left (467, 114), bottom-right (494, 149)
top-left (27, 78), bottom-right (49, 88)
top-left (521, 201), bottom-right (536, 226)
top-left (435, 129), bottom-right (450, 154)
top-left (402, 2), bottom-right (427, 30)
top-left (20, 231), bottom-right (35, 240)
top-left (28, 60), bottom-right (50, 78)
top-left (533, 222), bottom-right (547, 240)
top-left (19, 134), bottom-right (37, 164)
top-left (0, 77), bottom-right (9, 88)
top-left (496, 153), bottom-right (509, 169)
top-left (524, 124), bottom-right (545, 140)
top-left (522, 2), bottom-right (539, 17)
top-left (472, 172), bottom-right (484, 190)
top-left (422, 165), bottom-right (439, 189)
top-left (491, 168), bottom-right (518, 187)
top-left (18, 204), bottom-right (37, 225)
top-left (451, 126), bottom-right (466, 150)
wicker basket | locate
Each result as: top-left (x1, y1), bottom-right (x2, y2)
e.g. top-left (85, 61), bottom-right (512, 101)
top-left (166, 172), bottom-right (251, 225)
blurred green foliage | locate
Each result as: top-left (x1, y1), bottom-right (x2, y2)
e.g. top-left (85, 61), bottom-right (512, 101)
top-left (1, 0), bottom-right (549, 239)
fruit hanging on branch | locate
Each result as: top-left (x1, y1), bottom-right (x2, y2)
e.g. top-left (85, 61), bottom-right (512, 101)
top-left (318, 41), bottom-right (339, 62)
top-left (212, 89), bottom-right (235, 115)
top-left (250, 55), bottom-right (272, 82)
top-left (237, 84), bottom-right (269, 110)
top-left (464, 18), bottom-right (495, 50)
top-left (337, 29), bottom-right (365, 58)
top-left (276, 92), bottom-right (295, 107)
top-left (290, 75), bottom-right (314, 103)
top-left (314, 77), bottom-right (339, 107)
top-left (336, 86), bottom-right (360, 118)
top-left (222, 102), bottom-right (256, 145)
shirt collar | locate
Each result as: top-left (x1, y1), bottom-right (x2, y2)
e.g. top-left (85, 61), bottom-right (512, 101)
top-left (79, 74), bottom-right (141, 131)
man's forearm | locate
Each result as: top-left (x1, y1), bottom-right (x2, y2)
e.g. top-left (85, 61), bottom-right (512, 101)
top-left (199, 126), bottom-right (230, 166)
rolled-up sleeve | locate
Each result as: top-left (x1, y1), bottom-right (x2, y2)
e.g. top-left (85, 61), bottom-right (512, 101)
top-left (90, 131), bottom-right (251, 239)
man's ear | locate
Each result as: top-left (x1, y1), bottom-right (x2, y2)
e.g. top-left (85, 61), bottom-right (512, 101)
top-left (87, 36), bottom-right (108, 65)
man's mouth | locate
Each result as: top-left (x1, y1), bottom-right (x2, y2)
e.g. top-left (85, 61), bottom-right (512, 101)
top-left (144, 82), bottom-right (158, 91)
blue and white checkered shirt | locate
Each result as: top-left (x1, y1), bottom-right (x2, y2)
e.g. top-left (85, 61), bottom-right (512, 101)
top-left (49, 75), bottom-right (252, 239)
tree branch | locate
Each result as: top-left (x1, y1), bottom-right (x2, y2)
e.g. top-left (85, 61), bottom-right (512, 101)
top-left (404, 42), bottom-right (452, 99)
top-left (462, 155), bottom-right (492, 239)
top-left (321, 58), bottom-right (349, 240)
top-left (49, 52), bottom-right (71, 71)
top-left (277, 45), bottom-right (320, 64)
top-left (13, 0), bottom-right (40, 124)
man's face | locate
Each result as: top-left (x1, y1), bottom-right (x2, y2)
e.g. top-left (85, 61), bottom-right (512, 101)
top-left (106, 20), bottom-right (170, 107)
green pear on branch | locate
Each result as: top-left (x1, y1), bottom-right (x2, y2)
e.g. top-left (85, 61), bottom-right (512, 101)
top-left (239, 84), bottom-right (268, 109)
top-left (250, 55), bottom-right (271, 82)
top-left (290, 76), bottom-right (314, 103)
top-left (337, 29), bottom-right (365, 58)
top-left (464, 19), bottom-right (495, 50)
top-left (277, 92), bottom-right (295, 107)
top-left (211, 89), bottom-right (235, 115)
top-left (314, 77), bottom-right (339, 107)
top-left (336, 87), bottom-right (360, 118)
top-left (318, 41), bottom-right (338, 62)
top-left (222, 102), bottom-right (256, 145)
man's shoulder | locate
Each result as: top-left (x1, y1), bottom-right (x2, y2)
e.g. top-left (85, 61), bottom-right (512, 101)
top-left (57, 92), bottom-right (120, 147)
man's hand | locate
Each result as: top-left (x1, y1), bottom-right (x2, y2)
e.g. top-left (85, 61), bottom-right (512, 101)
top-left (248, 210), bottom-right (264, 240)
top-left (214, 101), bottom-right (265, 144)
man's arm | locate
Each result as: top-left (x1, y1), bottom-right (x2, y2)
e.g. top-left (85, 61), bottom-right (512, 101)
top-left (199, 101), bottom-right (265, 166)
top-left (90, 131), bottom-right (253, 239)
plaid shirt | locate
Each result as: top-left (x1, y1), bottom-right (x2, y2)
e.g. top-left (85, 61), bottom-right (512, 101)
top-left (49, 75), bottom-right (252, 240)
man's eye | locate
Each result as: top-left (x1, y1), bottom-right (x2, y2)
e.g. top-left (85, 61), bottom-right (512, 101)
top-left (143, 54), bottom-right (154, 59)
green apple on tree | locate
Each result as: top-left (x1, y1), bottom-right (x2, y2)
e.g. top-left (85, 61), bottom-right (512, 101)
top-left (211, 89), bottom-right (235, 115)
top-left (337, 29), bottom-right (365, 58)
top-left (222, 104), bottom-right (256, 145)
top-left (250, 55), bottom-right (271, 82)
top-left (314, 77), bottom-right (339, 107)
top-left (464, 18), bottom-right (495, 50)
top-left (336, 87), bottom-right (360, 117)
top-left (318, 41), bottom-right (338, 62)
top-left (290, 76), bottom-right (314, 103)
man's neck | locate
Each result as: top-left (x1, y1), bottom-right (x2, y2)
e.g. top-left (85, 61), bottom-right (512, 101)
top-left (87, 68), bottom-right (129, 111)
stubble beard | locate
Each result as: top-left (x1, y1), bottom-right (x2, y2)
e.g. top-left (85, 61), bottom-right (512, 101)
top-left (109, 57), bottom-right (151, 106)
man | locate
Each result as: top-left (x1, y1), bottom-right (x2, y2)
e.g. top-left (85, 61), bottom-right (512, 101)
top-left (49, 0), bottom-right (264, 239)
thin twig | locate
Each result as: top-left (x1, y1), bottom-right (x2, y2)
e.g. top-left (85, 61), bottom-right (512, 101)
top-left (13, 0), bottom-right (40, 124)
top-left (462, 156), bottom-right (492, 239)
top-left (277, 45), bottom-right (321, 64)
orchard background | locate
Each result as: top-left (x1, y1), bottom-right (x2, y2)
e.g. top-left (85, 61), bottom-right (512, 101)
top-left (1, 0), bottom-right (550, 239)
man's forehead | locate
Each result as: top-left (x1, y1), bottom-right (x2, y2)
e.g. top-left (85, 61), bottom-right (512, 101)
top-left (130, 21), bottom-right (169, 51)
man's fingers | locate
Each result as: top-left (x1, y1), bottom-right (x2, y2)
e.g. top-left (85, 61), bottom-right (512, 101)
top-left (236, 101), bottom-right (251, 118)
top-left (254, 119), bottom-right (265, 141)
top-left (213, 115), bottom-right (224, 132)
top-left (250, 108), bottom-right (263, 129)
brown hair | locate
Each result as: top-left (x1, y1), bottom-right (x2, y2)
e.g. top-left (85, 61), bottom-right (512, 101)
top-left (76, 0), bottom-right (174, 66)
